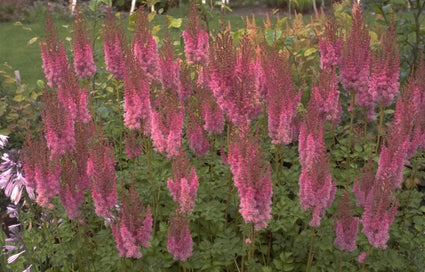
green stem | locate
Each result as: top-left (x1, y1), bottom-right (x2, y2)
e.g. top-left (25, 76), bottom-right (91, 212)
top-left (376, 104), bottom-right (384, 153)
top-left (338, 251), bottom-right (344, 272)
top-left (305, 227), bottom-right (316, 272)
top-left (349, 91), bottom-right (356, 134)
top-left (361, 246), bottom-right (373, 272)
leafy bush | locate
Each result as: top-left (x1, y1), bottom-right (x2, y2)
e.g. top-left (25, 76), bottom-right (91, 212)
top-left (0, 0), bottom-right (32, 22)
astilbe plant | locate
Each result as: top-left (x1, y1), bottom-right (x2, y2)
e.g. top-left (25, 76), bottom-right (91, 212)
top-left (122, 44), bottom-right (152, 131)
top-left (368, 20), bottom-right (400, 107)
top-left (312, 68), bottom-right (341, 126)
top-left (167, 213), bottom-right (193, 261)
top-left (159, 31), bottom-right (179, 92)
top-left (72, 11), bottom-right (96, 79)
top-left (40, 10), bottom-right (71, 88)
top-left (132, 9), bottom-right (160, 84)
top-left (361, 179), bottom-right (398, 249)
top-left (40, 89), bottom-right (75, 157)
top-left (318, 13), bottom-right (343, 71)
top-left (111, 181), bottom-right (153, 258)
top-left (298, 96), bottom-right (336, 227)
top-left (166, 152), bottom-right (198, 260)
top-left (124, 131), bottom-right (143, 159)
top-left (103, 9), bottom-right (125, 80)
top-left (57, 71), bottom-right (91, 123)
top-left (182, 1), bottom-right (209, 66)
top-left (59, 155), bottom-right (85, 219)
top-left (186, 100), bottom-right (210, 157)
top-left (150, 87), bottom-right (184, 158)
top-left (21, 135), bottom-right (61, 208)
top-left (87, 129), bottom-right (117, 218)
top-left (167, 152), bottom-right (199, 215)
top-left (197, 71), bottom-right (225, 134)
top-left (340, 2), bottom-right (373, 118)
top-left (334, 191), bottom-right (359, 252)
top-left (209, 28), bottom-right (262, 127)
top-left (228, 127), bottom-right (272, 230)
top-left (261, 45), bottom-right (301, 144)
top-left (353, 159), bottom-right (376, 207)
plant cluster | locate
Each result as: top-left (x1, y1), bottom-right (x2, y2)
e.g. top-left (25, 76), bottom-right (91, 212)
top-left (1, 1), bottom-right (425, 272)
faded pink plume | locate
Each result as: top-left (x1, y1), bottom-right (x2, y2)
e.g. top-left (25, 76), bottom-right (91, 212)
top-left (228, 127), bottom-right (272, 230)
top-left (40, 11), bottom-right (71, 88)
top-left (182, 2), bottom-right (209, 66)
top-left (298, 97), bottom-right (336, 226)
top-left (111, 182), bottom-right (152, 258)
top-left (87, 130), bottom-right (117, 218)
top-left (41, 89), bottom-right (75, 157)
top-left (103, 9), bottom-right (125, 80)
top-left (167, 213), bottom-right (193, 261)
top-left (59, 155), bottom-right (85, 219)
top-left (318, 14), bottom-right (343, 71)
top-left (368, 21), bottom-right (400, 107)
top-left (361, 180), bottom-right (398, 249)
top-left (132, 9), bottom-right (160, 84)
top-left (334, 191), bottom-right (359, 252)
top-left (262, 46), bottom-right (301, 144)
top-left (167, 168), bottom-right (199, 214)
top-left (340, 2), bottom-right (374, 119)
top-left (73, 11), bottom-right (96, 79)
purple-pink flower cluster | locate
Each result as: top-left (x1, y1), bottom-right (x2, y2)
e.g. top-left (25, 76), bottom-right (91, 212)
top-left (228, 127), bottom-right (272, 230)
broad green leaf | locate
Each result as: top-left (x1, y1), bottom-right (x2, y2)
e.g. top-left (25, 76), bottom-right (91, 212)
top-left (304, 48), bottom-right (317, 57)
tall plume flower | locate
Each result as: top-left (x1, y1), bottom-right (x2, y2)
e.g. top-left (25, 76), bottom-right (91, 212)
top-left (55, 69), bottom-right (91, 123)
top-left (167, 213), bottom-right (193, 261)
top-left (87, 129), bottom-right (117, 218)
top-left (22, 135), bottom-right (61, 208)
top-left (40, 10), bottom-right (71, 88)
top-left (186, 94), bottom-right (210, 157)
top-left (228, 127), bottom-right (273, 230)
top-left (368, 20), bottom-right (400, 107)
top-left (353, 159), bottom-right (376, 207)
top-left (124, 131), bottom-right (143, 159)
top-left (122, 44), bottom-right (152, 131)
top-left (41, 89), bottom-right (75, 157)
top-left (59, 155), bottom-right (85, 219)
top-left (209, 30), bottom-right (261, 127)
top-left (334, 191), bottom-right (359, 252)
top-left (73, 11), bottom-right (96, 79)
top-left (73, 121), bottom-right (94, 191)
top-left (167, 152), bottom-right (199, 214)
top-left (376, 115), bottom-right (408, 189)
top-left (312, 69), bottom-right (341, 126)
top-left (111, 181), bottom-right (152, 258)
top-left (390, 75), bottom-right (421, 159)
top-left (159, 31), bottom-right (179, 91)
top-left (132, 9), bottom-right (160, 84)
top-left (103, 9), bottom-right (125, 80)
top-left (150, 89), bottom-right (184, 158)
top-left (261, 45), bottom-right (301, 144)
top-left (340, 2), bottom-right (373, 118)
top-left (182, 1), bottom-right (209, 66)
top-left (318, 13), bottom-right (343, 71)
top-left (198, 70), bottom-right (225, 134)
top-left (298, 97), bottom-right (336, 226)
top-left (361, 180), bottom-right (398, 249)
